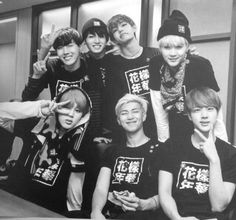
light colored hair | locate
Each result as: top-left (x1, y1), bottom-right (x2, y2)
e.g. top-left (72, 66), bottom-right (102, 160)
top-left (107, 14), bottom-right (136, 41)
top-left (158, 35), bottom-right (189, 49)
top-left (185, 87), bottom-right (221, 113)
top-left (115, 94), bottom-right (148, 116)
top-left (58, 87), bottom-right (90, 115)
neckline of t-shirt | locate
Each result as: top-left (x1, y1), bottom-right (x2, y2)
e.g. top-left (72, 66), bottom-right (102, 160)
top-left (120, 47), bottom-right (143, 60)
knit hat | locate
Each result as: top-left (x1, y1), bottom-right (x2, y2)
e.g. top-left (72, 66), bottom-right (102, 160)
top-left (157, 10), bottom-right (191, 43)
top-left (82, 18), bottom-right (108, 40)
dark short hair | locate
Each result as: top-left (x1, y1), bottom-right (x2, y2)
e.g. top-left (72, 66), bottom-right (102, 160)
top-left (107, 14), bottom-right (135, 41)
top-left (53, 27), bottom-right (83, 50)
top-left (82, 18), bottom-right (109, 41)
top-left (185, 87), bottom-right (221, 113)
top-left (84, 27), bottom-right (109, 42)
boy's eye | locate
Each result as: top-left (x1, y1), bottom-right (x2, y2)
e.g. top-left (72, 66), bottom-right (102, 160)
top-left (112, 28), bottom-right (118, 33)
top-left (175, 45), bottom-right (184, 49)
top-left (192, 108), bottom-right (200, 113)
top-left (207, 107), bottom-right (215, 111)
top-left (57, 46), bottom-right (63, 50)
top-left (75, 108), bottom-right (81, 112)
top-left (87, 34), bottom-right (95, 38)
top-left (121, 22), bottom-right (127, 27)
top-left (120, 111), bottom-right (128, 115)
top-left (132, 110), bottom-right (140, 114)
top-left (163, 45), bottom-right (171, 49)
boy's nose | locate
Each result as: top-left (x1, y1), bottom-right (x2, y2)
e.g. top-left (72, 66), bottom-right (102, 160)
top-left (169, 48), bottom-right (177, 56)
top-left (94, 35), bottom-right (100, 42)
top-left (201, 108), bottom-right (208, 117)
top-left (63, 46), bottom-right (69, 53)
top-left (68, 108), bottom-right (75, 116)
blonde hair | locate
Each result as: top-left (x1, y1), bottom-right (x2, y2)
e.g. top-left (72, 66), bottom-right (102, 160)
top-left (185, 87), bottom-right (221, 113)
top-left (115, 94), bottom-right (148, 116)
top-left (57, 87), bottom-right (91, 115)
top-left (158, 35), bottom-right (189, 49)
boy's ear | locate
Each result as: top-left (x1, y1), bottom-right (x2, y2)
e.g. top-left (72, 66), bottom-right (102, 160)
top-left (117, 117), bottom-right (121, 126)
top-left (187, 112), bottom-right (192, 121)
top-left (142, 112), bottom-right (147, 122)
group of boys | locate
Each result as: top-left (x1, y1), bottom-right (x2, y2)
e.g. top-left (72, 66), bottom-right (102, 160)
top-left (0, 11), bottom-right (236, 220)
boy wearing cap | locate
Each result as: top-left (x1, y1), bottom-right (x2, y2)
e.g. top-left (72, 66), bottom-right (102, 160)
top-left (104, 14), bottom-right (159, 143)
top-left (149, 10), bottom-right (227, 143)
top-left (159, 87), bottom-right (236, 220)
top-left (81, 18), bottom-right (113, 141)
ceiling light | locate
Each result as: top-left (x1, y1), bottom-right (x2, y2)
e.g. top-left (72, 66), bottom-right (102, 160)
top-left (0, 17), bottom-right (17, 24)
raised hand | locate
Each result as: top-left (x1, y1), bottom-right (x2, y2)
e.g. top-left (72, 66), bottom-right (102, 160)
top-left (37, 24), bottom-right (61, 61)
top-left (105, 42), bottom-right (121, 55)
top-left (194, 128), bottom-right (218, 162)
top-left (32, 51), bottom-right (51, 79)
top-left (40, 24), bottom-right (60, 50)
top-left (40, 99), bottom-right (70, 116)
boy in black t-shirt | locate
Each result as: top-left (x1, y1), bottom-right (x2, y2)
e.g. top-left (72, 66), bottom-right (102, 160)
top-left (91, 94), bottom-right (164, 220)
top-left (159, 87), bottom-right (236, 220)
top-left (22, 27), bottom-right (87, 101)
top-left (104, 14), bottom-right (159, 143)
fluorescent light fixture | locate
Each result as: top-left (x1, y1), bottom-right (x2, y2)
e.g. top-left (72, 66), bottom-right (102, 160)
top-left (0, 1), bottom-right (3, 4)
top-left (0, 17), bottom-right (17, 24)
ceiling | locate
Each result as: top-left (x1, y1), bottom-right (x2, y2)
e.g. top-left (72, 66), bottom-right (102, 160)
top-left (0, 0), bottom-right (59, 44)
top-left (0, 0), bottom-right (58, 14)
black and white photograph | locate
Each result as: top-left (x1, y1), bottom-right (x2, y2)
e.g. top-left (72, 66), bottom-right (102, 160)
top-left (0, 0), bottom-right (236, 219)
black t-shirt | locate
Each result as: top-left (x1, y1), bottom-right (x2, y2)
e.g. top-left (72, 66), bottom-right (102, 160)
top-left (22, 58), bottom-right (88, 101)
top-left (102, 140), bottom-right (161, 199)
top-left (102, 139), bottom-right (166, 220)
top-left (104, 47), bottom-right (159, 142)
top-left (83, 53), bottom-right (113, 137)
top-left (149, 54), bottom-right (219, 139)
top-left (160, 137), bottom-right (236, 219)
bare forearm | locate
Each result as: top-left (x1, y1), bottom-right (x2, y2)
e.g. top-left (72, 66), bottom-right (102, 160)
top-left (91, 189), bottom-right (107, 218)
top-left (139, 195), bottom-right (160, 211)
top-left (209, 158), bottom-right (230, 211)
top-left (160, 194), bottom-right (182, 220)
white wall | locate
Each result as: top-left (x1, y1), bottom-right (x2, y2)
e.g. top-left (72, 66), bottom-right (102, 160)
top-left (0, 43), bottom-right (15, 101)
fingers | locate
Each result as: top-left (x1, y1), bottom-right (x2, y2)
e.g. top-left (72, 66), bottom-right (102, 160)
top-left (105, 45), bottom-right (121, 55)
top-left (37, 49), bottom-right (40, 61)
top-left (51, 100), bottom-right (70, 112)
top-left (50, 24), bottom-right (55, 35)
top-left (194, 128), bottom-right (207, 141)
top-left (33, 61), bottom-right (47, 74)
top-left (43, 51), bottom-right (51, 62)
top-left (93, 137), bottom-right (112, 144)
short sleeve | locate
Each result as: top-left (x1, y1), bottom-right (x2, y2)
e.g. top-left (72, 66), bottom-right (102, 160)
top-left (148, 55), bottom-right (162, 90)
top-left (101, 144), bottom-right (117, 169)
top-left (222, 144), bottom-right (236, 184)
top-left (186, 55), bottom-right (220, 92)
top-left (159, 139), bottom-right (175, 173)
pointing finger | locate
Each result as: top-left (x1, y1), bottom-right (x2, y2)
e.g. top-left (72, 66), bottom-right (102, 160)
top-left (51, 24), bottom-right (55, 34)
top-left (194, 128), bottom-right (207, 142)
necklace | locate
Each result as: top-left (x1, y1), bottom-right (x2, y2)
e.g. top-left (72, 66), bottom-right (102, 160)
top-left (121, 47), bottom-right (143, 59)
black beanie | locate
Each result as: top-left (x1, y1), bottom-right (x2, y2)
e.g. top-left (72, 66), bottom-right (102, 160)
top-left (157, 10), bottom-right (191, 43)
top-left (82, 18), bottom-right (108, 41)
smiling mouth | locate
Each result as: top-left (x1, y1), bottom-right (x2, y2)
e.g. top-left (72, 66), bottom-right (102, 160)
top-left (64, 56), bottom-right (72, 61)
top-left (65, 119), bottom-right (73, 125)
top-left (200, 121), bottom-right (210, 126)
